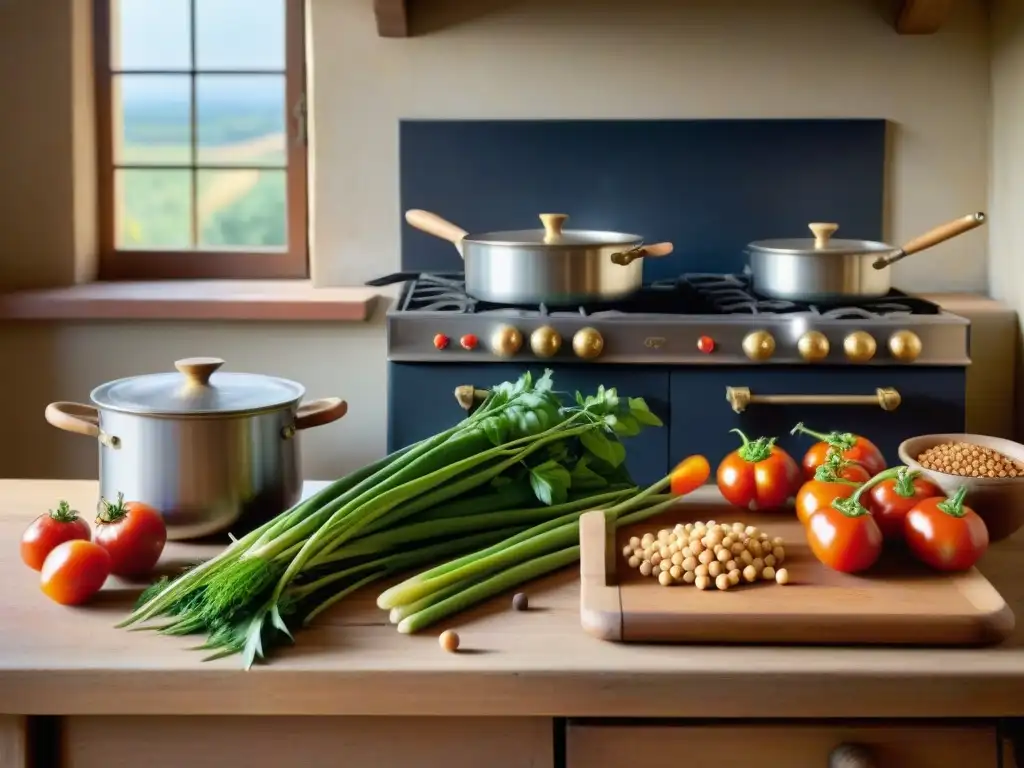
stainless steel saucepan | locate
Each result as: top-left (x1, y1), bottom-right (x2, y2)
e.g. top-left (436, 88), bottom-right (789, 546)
top-left (745, 212), bottom-right (987, 302)
top-left (405, 209), bottom-right (674, 305)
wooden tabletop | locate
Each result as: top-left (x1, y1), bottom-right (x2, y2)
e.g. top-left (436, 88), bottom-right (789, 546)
top-left (4, 479), bottom-right (1024, 719)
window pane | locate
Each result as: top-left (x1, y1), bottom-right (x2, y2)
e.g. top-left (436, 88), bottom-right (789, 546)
top-left (115, 75), bottom-right (192, 165)
top-left (116, 169), bottom-right (193, 249)
top-left (196, 75), bottom-right (286, 166)
top-left (113, 0), bottom-right (191, 71)
top-left (198, 170), bottom-right (287, 249)
top-left (196, 0), bottom-right (285, 70)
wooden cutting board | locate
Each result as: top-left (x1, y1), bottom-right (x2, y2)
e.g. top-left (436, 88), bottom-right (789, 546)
top-left (579, 489), bottom-right (1015, 646)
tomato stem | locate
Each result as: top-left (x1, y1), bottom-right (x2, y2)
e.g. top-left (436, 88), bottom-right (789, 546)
top-left (893, 466), bottom-right (922, 498)
top-left (96, 492), bottom-right (129, 524)
top-left (831, 465), bottom-right (906, 517)
top-left (729, 428), bottom-right (776, 463)
top-left (813, 454), bottom-right (862, 486)
top-left (936, 486), bottom-right (969, 518)
top-left (790, 422), bottom-right (857, 452)
top-left (49, 500), bottom-right (80, 523)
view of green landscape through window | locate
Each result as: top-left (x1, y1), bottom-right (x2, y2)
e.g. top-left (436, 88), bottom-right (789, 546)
top-left (113, 0), bottom-right (289, 251)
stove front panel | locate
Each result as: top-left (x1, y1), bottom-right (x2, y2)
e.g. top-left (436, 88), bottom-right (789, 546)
top-left (670, 366), bottom-right (968, 471)
top-left (388, 363), bottom-right (671, 487)
top-left (388, 363), bottom-right (967, 490)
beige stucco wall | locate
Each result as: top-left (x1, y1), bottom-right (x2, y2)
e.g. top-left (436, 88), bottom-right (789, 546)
top-left (0, 0), bottom-right (997, 480)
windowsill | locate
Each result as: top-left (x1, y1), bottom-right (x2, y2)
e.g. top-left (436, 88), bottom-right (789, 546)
top-left (0, 280), bottom-right (380, 322)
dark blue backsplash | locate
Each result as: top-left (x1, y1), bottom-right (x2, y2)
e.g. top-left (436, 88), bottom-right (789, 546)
top-left (399, 119), bottom-right (886, 280)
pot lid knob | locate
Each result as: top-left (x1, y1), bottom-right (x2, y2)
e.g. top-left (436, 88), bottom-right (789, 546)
top-left (808, 222), bottom-right (839, 249)
top-left (539, 213), bottom-right (568, 243)
top-left (175, 357), bottom-right (225, 388)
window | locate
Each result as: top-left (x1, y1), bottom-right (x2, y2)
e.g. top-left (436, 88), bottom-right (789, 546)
top-left (94, 0), bottom-right (308, 280)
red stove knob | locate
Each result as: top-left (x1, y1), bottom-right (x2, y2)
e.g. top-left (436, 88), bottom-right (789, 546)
top-left (697, 335), bottom-right (715, 354)
top-left (459, 334), bottom-right (479, 350)
top-left (433, 334), bottom-right (450, 350)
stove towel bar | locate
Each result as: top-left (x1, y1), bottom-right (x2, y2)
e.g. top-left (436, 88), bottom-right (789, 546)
top-left (726, 386), bottom-right (901, 414)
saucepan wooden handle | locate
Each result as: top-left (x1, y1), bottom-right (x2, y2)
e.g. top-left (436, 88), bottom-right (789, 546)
top-left (874, 212), bottom-right (986, 269)
top-left (611, 242), bottom-right (675, 266)
top-left (405, 210), bottom-right (469, 257)
top-left (901, 212), bottom-right (986, 256)
top-left (294, 398), bottom-right (348, 431)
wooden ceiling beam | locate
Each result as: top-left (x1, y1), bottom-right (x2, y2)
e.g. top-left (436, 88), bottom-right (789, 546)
top-left (896, 0), bottom-right (953, 34)
top-left (374, 0), bottom-right (409, 37)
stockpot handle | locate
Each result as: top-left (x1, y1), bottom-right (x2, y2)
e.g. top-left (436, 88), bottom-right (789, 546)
top-left (45, 402), bottom-right (100, 438)
top-left (295, 398), bottom-right (348, 431)
top-left (44, 402), bottom-right (120, 449)
top-left (405, 210), bottom-right (469, 258)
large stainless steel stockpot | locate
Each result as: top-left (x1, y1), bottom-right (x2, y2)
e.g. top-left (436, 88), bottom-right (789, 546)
top-left (405, 209), bottom-right (674, 305)
top-left (44, 357), bottom-right (348, 541)
top-left (745, 212), bottom-right (986, 303)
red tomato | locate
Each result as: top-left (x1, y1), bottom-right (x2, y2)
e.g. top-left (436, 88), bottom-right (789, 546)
top-left (790, 422), bottom-right (887, 479)
top-left (40, 540), bottom-right (111, 605)
top-left (904, 487), bottom-right (989, 572)
top-left (795, 478), bottom-right (859, 526)
top-left (864, 467), bottom-right (944, 542)
top-left (670, 455), bottom-right (712, 496)
top-left (806, 504), bottom-right (884, 573)
top-left (20, 500), bottom-right (92, 571)
top-left (716, 430), bottom-right (802, 511)
top-left (94, 493), bottom-right (167, 577)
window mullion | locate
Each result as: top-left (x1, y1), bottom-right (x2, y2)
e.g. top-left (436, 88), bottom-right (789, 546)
top-left (189, 0), bottom-right (198, 249)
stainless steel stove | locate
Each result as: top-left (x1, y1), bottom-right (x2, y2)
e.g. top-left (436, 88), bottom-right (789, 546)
top-left (379, 271), bottom-right (970, 487)
top-left (380, 272), bottom-right (970, 367)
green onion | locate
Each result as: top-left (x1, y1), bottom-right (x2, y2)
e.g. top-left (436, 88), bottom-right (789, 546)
top-left (117, 370), bottom-right (677, 668)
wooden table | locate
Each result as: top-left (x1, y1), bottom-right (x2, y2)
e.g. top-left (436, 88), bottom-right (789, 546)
top-left (2, 480), bottom-right (1024, 768)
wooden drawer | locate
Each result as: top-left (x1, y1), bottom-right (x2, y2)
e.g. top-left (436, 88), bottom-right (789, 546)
top-left (567, 723), bottom-right (998, 768)
top-left (65, 716), bottom-right (554, 768)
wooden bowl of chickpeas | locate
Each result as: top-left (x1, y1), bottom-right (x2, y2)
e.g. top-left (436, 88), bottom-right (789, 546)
top-left (898, 433), bottom-right (1024, 542)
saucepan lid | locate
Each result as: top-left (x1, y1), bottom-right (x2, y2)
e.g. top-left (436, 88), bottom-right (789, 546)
top-left (90, 357), bottom-right (306, 416)
top-left (747, 222), bottom-right (893, 257)
top-left (465, 213), bottom-right (643, 248)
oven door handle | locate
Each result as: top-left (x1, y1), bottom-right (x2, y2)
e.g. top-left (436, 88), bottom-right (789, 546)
top-left (726, 386), bottom-right (901, 414)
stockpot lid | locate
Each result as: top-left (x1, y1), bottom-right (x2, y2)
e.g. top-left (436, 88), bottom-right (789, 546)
top-left (464, 213), bottom-right (644, 248)
top-left (747, 222), bottom-right (894, 257)
top-left (90, 357), bottom-right (306, 416)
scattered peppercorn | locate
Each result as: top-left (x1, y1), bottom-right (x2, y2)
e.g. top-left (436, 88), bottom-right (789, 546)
top-left (624, 521), bottom-right (788, 590)
top-left (439, 629), bottom-right (460, 653)
top-left (511, 592), bottom-right (529, 611)
top-left (917, 441), bottom-right (1024, 478)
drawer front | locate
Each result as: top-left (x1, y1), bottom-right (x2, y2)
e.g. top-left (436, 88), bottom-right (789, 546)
top-left (670, 366), bottom-right (967, 470)
top-left (567, 724), bottom-right (997, 768)
top-left (389, 363), bottom-right (671, 486)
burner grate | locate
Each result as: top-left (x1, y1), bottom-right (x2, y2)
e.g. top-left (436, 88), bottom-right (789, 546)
top-left (391, 271), bottom-right (941, 318)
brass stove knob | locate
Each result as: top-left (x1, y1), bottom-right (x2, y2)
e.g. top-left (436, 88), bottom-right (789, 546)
top-left (490, 325), bottom-right (523, 358)
top-left (888, 330), bottom-right (922, 362)
top-left (843, 331), bottom-right (877, 363)
top-left (530, 326), bottom-right (562, 358)
top-left (797, 331), bottom-right (830, 362)
top-left (572, 327), bottom-right (604, 360)
top-left (742, 330), bottom-right (776, 361)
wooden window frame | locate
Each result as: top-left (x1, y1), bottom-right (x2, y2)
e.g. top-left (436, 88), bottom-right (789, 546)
top-left (93, 0), bottom-right (309, 281)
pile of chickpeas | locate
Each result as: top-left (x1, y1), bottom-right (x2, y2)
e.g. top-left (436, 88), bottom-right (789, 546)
top-left (622, 521), bottom-right (789, 591)
top-left (917, 441), bottom-right (1024, 478)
